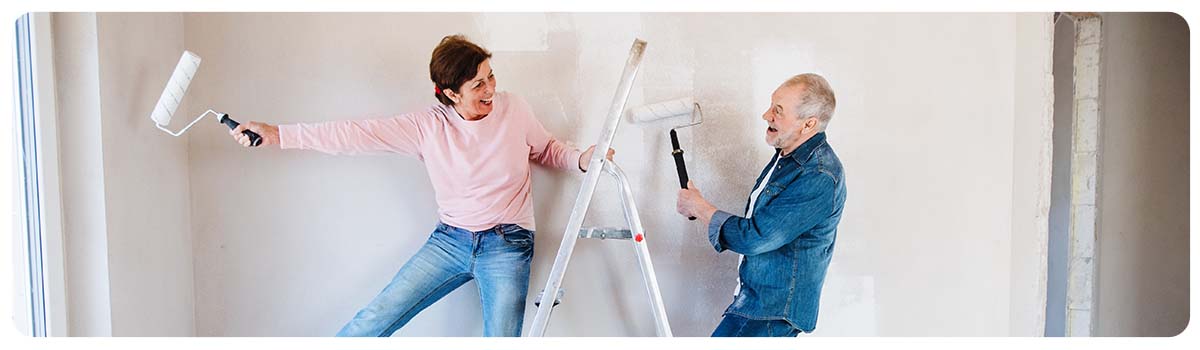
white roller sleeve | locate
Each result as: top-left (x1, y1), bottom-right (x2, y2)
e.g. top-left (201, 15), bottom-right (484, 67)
top-left (150, 51), bottom-right (202, 126)
top-left (628, 96), bottom-right (694, 123)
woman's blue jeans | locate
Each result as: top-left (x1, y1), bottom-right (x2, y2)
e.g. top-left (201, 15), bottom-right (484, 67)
top-left (336, 222), bottom-right (534, 337)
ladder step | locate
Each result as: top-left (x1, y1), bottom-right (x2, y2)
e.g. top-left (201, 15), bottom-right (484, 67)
top-left (579, 227), bottom-right (632, 240)
top-left (534, 288), bottom-right (565, 308)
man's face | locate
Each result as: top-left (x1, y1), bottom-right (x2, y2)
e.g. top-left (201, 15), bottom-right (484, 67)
top-left (762, 83), bottom-right (818, 152)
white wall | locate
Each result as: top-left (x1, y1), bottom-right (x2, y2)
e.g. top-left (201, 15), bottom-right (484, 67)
top-left (52, 12), bottom-right (113, 337)
top-left (1010, 13), bottom-right (1055, 337)
top-left (1095, 12), bottom-right (1190, 337)
top-left (180, 13), bottom-right (1054, 336)
top-left (48, 12), bottom-right (196, 336)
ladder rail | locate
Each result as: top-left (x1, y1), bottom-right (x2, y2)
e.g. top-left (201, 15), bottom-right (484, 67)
top-left (605, 161), bottom-right (673, 336)
top-left (527, 38), bottom-right (647, 337)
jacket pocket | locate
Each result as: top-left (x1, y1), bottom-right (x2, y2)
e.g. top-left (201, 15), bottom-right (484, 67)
top-left (756, 183), bottom-right (787, 209)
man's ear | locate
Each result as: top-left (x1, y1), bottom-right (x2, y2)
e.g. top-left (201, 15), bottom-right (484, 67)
top-left (805, 117), bottom-right (820, 131)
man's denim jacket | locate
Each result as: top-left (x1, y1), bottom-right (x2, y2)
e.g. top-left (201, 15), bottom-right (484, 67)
top-left (708, 132), bottom-right (847, 333)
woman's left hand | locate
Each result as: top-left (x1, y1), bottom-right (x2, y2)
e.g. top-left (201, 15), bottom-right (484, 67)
top-left (579, 145), bottom-right (616, 172)
top-left (230, 121), bottom-right (280, 148)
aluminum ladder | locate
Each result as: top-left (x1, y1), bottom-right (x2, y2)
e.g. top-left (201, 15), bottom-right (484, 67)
top-left (526, 38), bottom-right (672, 337)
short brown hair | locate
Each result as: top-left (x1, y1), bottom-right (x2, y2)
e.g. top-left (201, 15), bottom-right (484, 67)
top-left (429, 35), bottom-right (492, 106)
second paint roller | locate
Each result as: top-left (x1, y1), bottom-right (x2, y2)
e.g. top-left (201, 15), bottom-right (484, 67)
top-left (150, 50), bottom-right (262, 146)
top-left (629, 97), bottom-right (704, 220)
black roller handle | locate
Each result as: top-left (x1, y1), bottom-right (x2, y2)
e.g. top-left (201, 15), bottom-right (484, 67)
top-left (670, 129), bottom-right (697, 221)
top-left (218, 113), bottom-right (262, 147)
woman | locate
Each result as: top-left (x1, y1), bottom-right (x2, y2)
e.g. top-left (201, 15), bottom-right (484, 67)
top-left (229, 35), bottom-right (613, 337)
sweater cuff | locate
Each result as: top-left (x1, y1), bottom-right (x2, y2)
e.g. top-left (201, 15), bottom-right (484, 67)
top-left (570, 148), bottom-right (586, 173)
top-left (278, 124), bottom-right (301, 149)
top-left (708, 210), bottom-right (735, 253)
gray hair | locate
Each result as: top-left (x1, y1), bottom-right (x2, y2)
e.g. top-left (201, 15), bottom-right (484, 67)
top-left (783, 73), bottom-right (836, 130)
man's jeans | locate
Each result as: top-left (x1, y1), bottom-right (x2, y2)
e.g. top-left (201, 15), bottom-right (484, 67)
top-left (336, 222), bottom-right (534, 337)
top-left (711, 314), bottom-right (802, 337)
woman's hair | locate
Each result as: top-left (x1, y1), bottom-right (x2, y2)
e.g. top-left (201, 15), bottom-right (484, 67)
top-left (430, 35), bottom-right (493, 106)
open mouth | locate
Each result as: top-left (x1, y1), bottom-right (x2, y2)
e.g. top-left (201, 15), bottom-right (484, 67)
top-left (767, 126), bottom-right (778, 133)
top-left (480, 97), bottom-right (493, 106)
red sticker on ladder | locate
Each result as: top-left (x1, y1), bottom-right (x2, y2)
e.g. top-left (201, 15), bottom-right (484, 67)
top-left (635, 233), bottom-right (644, 242)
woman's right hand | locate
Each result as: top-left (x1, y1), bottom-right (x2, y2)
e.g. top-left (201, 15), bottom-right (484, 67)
top-left (578, 145), bottom-right (616, 172)
top-left (230, 121), bottom-right (281, 147)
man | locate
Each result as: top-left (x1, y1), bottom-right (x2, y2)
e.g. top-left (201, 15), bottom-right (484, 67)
top-left (676, 73), bottom-right (846, 337)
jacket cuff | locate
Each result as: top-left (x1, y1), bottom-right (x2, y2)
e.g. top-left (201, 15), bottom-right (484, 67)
top-left (708, 210), bottom-right (735, 252)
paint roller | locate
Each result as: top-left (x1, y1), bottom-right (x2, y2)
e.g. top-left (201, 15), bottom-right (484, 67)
top-left (150, 50), bottom-right (262, 146)
top-left (629, 97), bottom-right (704, 220)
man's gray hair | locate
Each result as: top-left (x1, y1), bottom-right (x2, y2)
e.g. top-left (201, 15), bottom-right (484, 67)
top-left (783, 73), bottom-right (836, 130)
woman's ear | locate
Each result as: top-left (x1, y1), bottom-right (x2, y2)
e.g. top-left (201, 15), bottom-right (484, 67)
top-left (444, 89), bottom-right (459, 104)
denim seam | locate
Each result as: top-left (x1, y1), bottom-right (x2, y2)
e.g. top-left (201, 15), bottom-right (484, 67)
top-left (818, 167), bottom-right (837, 184)
top-left (499, 228), bottom-right (534, 247)
top-left (734, 316), bottom-right (749, 336)
top-left (726, 311), bottom-right (809, 333)
top-left (724, 310), bottom-right (786, 321)
top-left (470, 230), bottom-right (487, 269)
top-left (821, 172), bottom-right (838, 216)
top-left (783, 245), bottom-right (798, 315)
top-left (476, 277), bottom-right (486, 334)
top-left (783, 318), bottom-right (807, 334)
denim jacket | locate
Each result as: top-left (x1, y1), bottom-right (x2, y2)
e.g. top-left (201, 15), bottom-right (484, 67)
top-left (707, 132), bottom-right (847, 333)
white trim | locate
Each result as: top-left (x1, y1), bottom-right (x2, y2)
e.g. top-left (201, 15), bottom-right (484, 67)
top-left (30, 12), bottom-right (69, 337)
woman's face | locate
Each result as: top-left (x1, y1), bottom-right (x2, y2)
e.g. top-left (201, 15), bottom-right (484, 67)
top-left (448, 59), bottom-right (496, 120)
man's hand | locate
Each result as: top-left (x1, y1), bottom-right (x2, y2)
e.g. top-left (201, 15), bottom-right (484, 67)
top-left (677, 180), bottom-right (718, 224)
top-left (579, 145), bottom-right (616, 172)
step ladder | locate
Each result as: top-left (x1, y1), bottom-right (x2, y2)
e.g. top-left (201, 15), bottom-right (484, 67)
top-left (526, 38), bottom-right (672, 337)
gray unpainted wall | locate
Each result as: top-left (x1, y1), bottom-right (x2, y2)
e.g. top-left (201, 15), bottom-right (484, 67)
top-left (1095, 12), bottom-right (1190, 337)
top-left (52, 12), bottom-right (196, 336)
top-left (95, 13), bottom-right (197, 337)
top-left (1046, 15), bottom-right (1075, 337)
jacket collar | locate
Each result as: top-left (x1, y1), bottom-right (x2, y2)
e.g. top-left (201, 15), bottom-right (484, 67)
top-left (778, 132), bottom-right (826, 166)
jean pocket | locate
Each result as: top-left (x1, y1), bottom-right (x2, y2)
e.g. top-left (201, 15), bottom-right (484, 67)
top-left (500, 227), bottom-right (535, 247)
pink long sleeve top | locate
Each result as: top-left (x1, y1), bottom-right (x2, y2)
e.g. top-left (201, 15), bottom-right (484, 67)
top-left (278, 91), bottom-right (582, 232)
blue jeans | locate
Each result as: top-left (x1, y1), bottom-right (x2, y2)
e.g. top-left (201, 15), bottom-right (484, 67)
top-left (336, 222), bottom-right (534, 337)
top-left (711, 314), bottom-right (802, 337)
